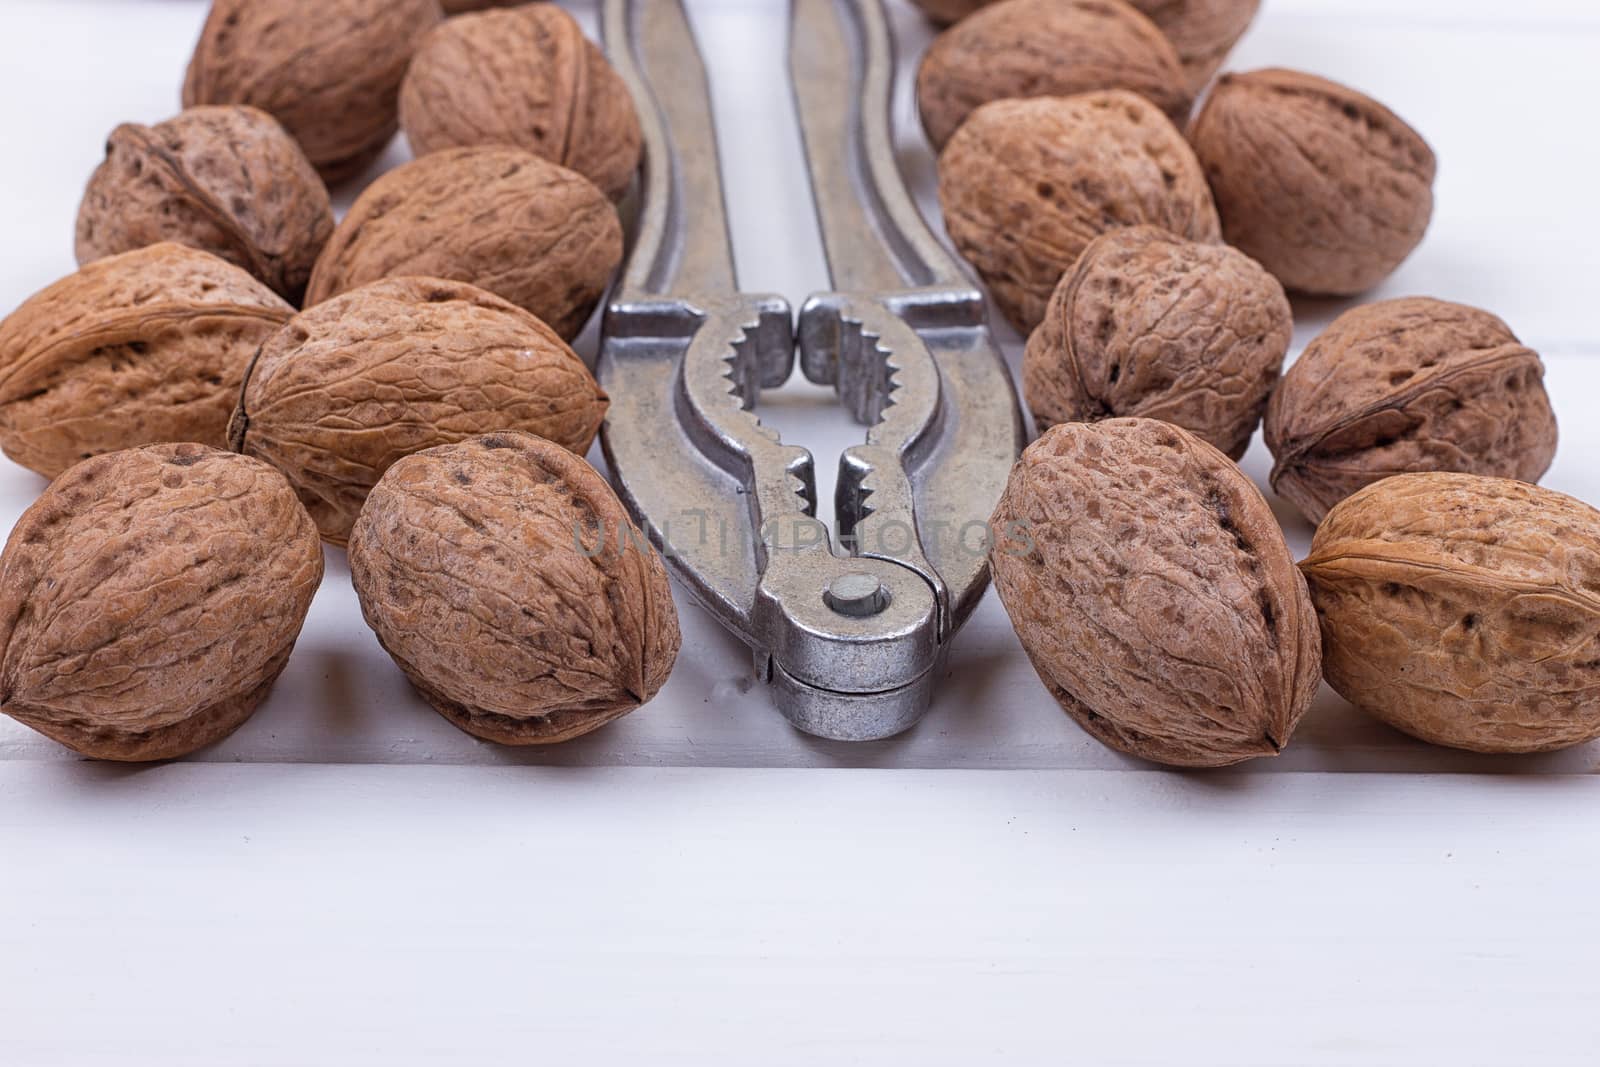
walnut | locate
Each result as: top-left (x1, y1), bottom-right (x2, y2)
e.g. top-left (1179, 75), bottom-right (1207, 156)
top-left (400, 4), bottom-right (643, 201)
top-left (348, 432), bottom-right (680, 745)
top-left (305, 147), bottom-right (622, 341)
top-left (182, 0), bottom-right (442, 184)
top-left (990, 417), bottom-right (1320, 766)
top-left (0, 443), bottom-right (323, 761)
top-left (1302, 473), bottom-right (1600, 753)
top-left (938, 91), bottom-right (1220, 333)
top-left (910, 0), bottom-right (1260, 92)
top-left (916, 0), bottom-right (1192, 150)
top-left (75, 106), bottom-right (333, 304)
top-left (230, 277), bottom-right (609, 546)
top-left (1265, 298), bottom-right (1557, 525)
top-left (1188, 68), bottom-right (1436, 295)
top-left (441, 0), bottom-right (520, 10)
top-left (0, 244), bottom-right (293, 479)
top-left (1024, 225), bottom-right (1290, 459)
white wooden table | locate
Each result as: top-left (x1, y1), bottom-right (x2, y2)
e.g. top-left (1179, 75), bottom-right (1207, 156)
top-left (2, 1), bottom-right (1598, 1062)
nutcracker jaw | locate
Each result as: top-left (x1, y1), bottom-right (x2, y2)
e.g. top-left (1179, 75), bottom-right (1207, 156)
top-left (597, 0), bottom-right (1023, 741)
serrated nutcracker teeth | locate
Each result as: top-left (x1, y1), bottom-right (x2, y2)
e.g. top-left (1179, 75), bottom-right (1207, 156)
top-left (597, 0), bottom-right (1022, 741)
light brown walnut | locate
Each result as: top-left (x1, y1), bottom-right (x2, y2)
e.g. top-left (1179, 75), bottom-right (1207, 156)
top-left (1266, 298), bottom-right (1557, 524)
top-left (230, 277), bottom-right (609, 546)
top-left (1024, 225), bottom-right (1290, 459)
top-left (909, 0), bottom-right (1260, 91)
top-left (0, 244), bottom-right (293, 479)
top-left (76, 106), bottom-right (333, 303)
top-left (990, 417), bottom-right (1321, 767)
top-left (348, 432), bottom-right (681, 745)
top-left (305, 147), bottom-right (622, 341)
top-left (183, 0), bottom-right (442, 184)
top-left (0, 443), bottom-right (323, 761)
top-left (938, 91), bottom-right (1220, 333)
top-left (916, 0), bottom-right (1192, 149)
top-left (1302, 473), bottom-right (1600, 754)
top-left (400, 4), bottom-right (642, 201)
top-left (1188, 68), bottom-right (1436, 295)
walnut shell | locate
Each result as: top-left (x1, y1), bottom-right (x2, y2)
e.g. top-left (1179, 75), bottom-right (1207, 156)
top-left (75, 106), bottom-right (333, 303)
top-left (1024, 225), bottom-right (1290, 459)
top-left (0, 443), bottom-right (323, 761)
top-left (910, 0), bottom-right (1260, 92)
top-left (0, 244), bottom-right (294, 479)
top-left (230, 277), bottom-right (609, 546)
top-left (442, 0), bottom-right (520, 10)
top-left (400, 4), bottom-right (643, 201)
top-left (1265, 298), bottom-right (1557, 525)
top-left (990, 417), bottom-right (1321, 767)
top-left (305, 148), bottom-right (622, 341)
top-left (1188, 69), bottom-right (1436, 295)
top-left (916, 0), bottom-right (1192, 150)
top-left (348, 432), bottom-right (680, 745)
top-left (182, 0), bottom-right (442, 184)
top-left (1302, 473), bottom-right (1600, 754)
top-left (938, 91), bottom-right (1220, 333)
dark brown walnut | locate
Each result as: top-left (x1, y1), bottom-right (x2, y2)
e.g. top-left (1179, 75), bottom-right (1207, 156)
top-left (182, 0), bottom-right (442, 184)
top-left (1266, 298), bottom-right (1557, 525)
top-left (0, 443), bottom-right (323, 761)
top-left (911, 0), bottom-right (1259, 92)
top-left (1188, 68), bottom-right (1436, 296)
top-left (0, 244), bottom-right (294, 479)
top-left (1302, 473), bottom-right (1600, 754)
top-left (400, 4), bottom-right (643, 201)
top-left (938, 91), bottom-right (1220, 333)
top-left (916, 0), bottom-right (1192, 150)
top-left (230, 277), bottom-right (609, 546)
top-left (442, 0), bottom-right (520, 10)
top-left (1024, 225), bottom-right (1290, 459)
top-left (989, 417), bottom-right (1321, 767)
top-left (348, 432), bottom-right (681, 745)
top-left (305, 148), bottom-right (622, 341)
top-left (76, 106), bottom-right (333, 303)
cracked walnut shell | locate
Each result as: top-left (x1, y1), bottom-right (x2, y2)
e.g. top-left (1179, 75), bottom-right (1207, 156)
top-left (0, 443), bottom-right (323, 761)
top-left (1024, 225), bottom-right (1290, 460)
top-left (306, 147), bottom-right (623, 341)
top-left (400, 3), bottom-right (643, 201)
top-left (230, 277), bottom-right (609, 547)
top-left (912, 0), bottom-right (1259, 93)
top-left (916, 0), bottom-right (1192, 150)
top-left (938, 91), bottom-right (1220, 333)
top-left (0, 244), bottom-right (293, 479)
top-left (1302, 473), bottom-right (1600, 753)
top-left (76, 106), bottom-right (333, 303)
top-left (348, 432), bottom-right (681, 745)
top-left (183, 0), bottom-right (442, 184)
top-left (990, 418), bottom-right (1321, 767)
top-left (1265, 298), bottom-right (1557, 525)
top-left (1188, 69), bottom-right (1436, 296)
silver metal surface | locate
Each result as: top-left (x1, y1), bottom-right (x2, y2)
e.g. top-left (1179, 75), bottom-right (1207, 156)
top-left (598, 0), bottom-right (1022, 741)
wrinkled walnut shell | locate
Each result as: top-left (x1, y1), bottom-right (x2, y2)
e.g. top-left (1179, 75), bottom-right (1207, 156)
top-left (910, 0), bottom-right (1260, 92)
top-left (182, 0), bottom-right (442, 184)
top-left (76, 106), bottom-right (333, 303)
top-left (400, 4), bottom-right (642, 201)
top-left (306, 147), bottom-right (622, 341)
top-left (0, 443), bottom-right (323, 761)
top-left (1024, 225), bottom-right (1290, 459)
top-left (0, 244), bottom-right (294, 479)
top-left (230, 277), bottom-right (609, 546)
top-left (990, 417), bottom-right (1321, 767)
top-left (1302, 473), bottom-right (1600, 754)
top-left (938, 91), bottom-right (1220, 333)
top-left (441, 0), bottom-right (520, 10)
top-left (1266, 298), bottom-right (1557, 524)
top-left (349, 432), bottom-right (680, 745)
top-left (916, 0), bottom-right (1192, 149)
top-left (1188, 68), bottom-right (1436, 295)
